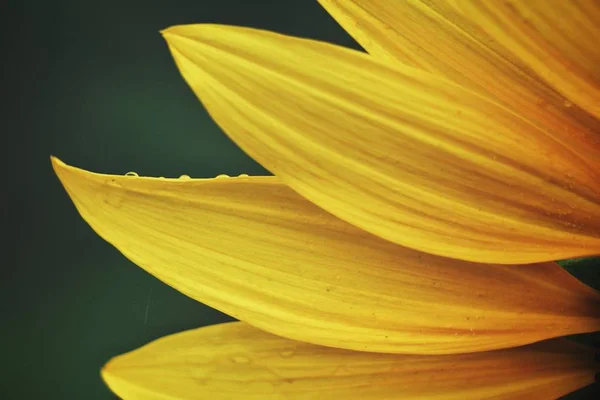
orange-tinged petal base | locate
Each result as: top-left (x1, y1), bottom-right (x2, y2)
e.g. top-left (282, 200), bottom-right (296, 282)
top-left (457, 0), bottom-right (600, 119)
top-left (317, 0), bottom-right (600, 151)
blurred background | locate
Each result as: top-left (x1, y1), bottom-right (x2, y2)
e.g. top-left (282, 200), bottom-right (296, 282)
top-left (3, 0), bottom-right (599, 398)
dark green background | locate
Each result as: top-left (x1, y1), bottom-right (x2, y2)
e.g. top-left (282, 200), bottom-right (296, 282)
top-left (4, 1), bottom-right (599, 398)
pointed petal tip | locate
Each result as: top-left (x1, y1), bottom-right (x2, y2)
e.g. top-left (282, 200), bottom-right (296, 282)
top-left (49, 155), bottom-right (63, 169)
top-left (160, 24), bottom-right (263, 46)
top-left (160, 26), bottom-right (178, 38)
top-left (100, 359), bottom-right (122, 397)
top-left (100, 359), bottom-right (114, 383)
top-left (160, 25), bottom-right (193, 51)
top-left (50, 156), bottom-right (79, 177)
top-left (160, 24), bottom-right (202, 40)
top-left (100, 362), bottom-right (112, 381)
top-left (50, 156), bottom-right (71, 184)
top-left (50, 157), bottom-right (85, 186)
top-left (101, 354), bottom-right (131, 384)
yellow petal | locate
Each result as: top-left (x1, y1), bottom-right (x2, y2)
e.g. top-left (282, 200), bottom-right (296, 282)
top-left (317, 0), bottom-right (600, 138)
top-left (102, 322), bottom-right (598, 400)
top-left (456, 0), bottom-right (600, 120)
top-left (317, 0), bottom-right (512, 71)
top-left (162, 24), bottom-right (600, 264)
top-left (53, 157), bottom-right (600, 355)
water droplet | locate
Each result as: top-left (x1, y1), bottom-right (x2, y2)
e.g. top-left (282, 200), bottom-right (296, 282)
top-left (229, 355), bottom-right (251, 364)
top-left (125, 171), bottom-right (138, 177)
top-left (215, 174), bottom-right (230, 179)
top-left (237, 173), bottom-right (249, 178)
top-left (563, 100), bottom-right (572, 108)
top-left (179, 174), bottom-right (191, 180)
top-left (280, 349), bottom-right (295, 358)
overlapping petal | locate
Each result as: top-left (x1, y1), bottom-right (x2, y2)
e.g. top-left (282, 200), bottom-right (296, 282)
top-left (102, 321), bottom-right (599, 400)
top-left (317, 0), bottom-right (600, 139)
top-left (52, 157), bottom-right (600, 355)
top-left (161, 24), bottom-right (600, 264)
top-left (456, 0), bottom-right (600, 120)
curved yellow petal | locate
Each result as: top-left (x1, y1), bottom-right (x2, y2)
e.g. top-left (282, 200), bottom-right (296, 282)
top-left (456, 0), bottom-right (600, 120)
top-left (161, 24), bottom-right (600, 264)
top-left (52, 157), bottom-right (600, 355)
top-left (102, 322), bottom-right (598, 400)
top-left (317, 0), bottom-right (600, 140)
top-left (317, 0), bottom-right (521, 72)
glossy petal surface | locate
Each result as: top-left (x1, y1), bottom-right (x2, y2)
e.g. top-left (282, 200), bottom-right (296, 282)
top-left (102, 322), bottom-right (599, 400)
top-left (163, 24), bottom-right (600, 264)
top-left (53, 158), bottom-right (600, 355)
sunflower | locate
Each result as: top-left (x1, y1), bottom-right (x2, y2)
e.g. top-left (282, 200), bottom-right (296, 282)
top-left (52, 1), bottom-right (600, 398)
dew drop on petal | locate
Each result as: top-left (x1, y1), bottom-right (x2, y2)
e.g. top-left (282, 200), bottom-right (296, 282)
top-left (179, 174), bottom-right (191, 180)
top-left (563, 100), bottom-right (573, 108)
top-left (215, 174), bottom-right (230, 179)
top-left (279, 349), bottom-right (295, 358)
top-left (237, 173), bottom-right (249, 178)
top-left (125, 171), bottom-right (138, 177)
